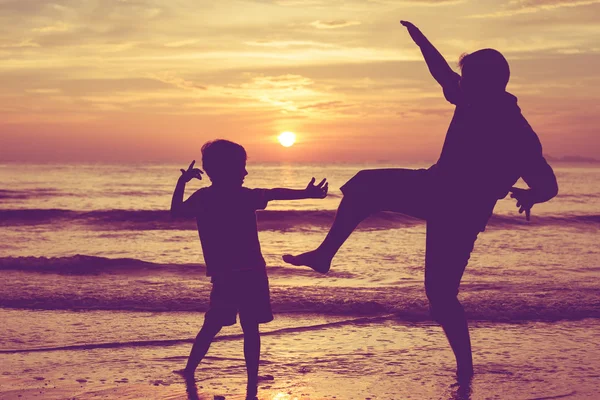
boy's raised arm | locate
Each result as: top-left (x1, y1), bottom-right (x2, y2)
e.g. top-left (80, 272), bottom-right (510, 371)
top-left (266, 178), bottom-right (328, 201)
top-left (400, 21), bottom-right (459, 90)
top-left (170, 160), bottom-right (204, 218)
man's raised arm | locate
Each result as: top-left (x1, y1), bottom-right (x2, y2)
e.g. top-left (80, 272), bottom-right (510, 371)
top-left (400, 21), bottom-right (459, 91)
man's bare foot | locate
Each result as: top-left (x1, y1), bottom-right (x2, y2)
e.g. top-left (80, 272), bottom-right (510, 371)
top-left (246, 383), bottom-right (258, 400)
top-left (282, 249), bottom-right (331, 274)
top-left (456, 365), bottom-right (474, 384)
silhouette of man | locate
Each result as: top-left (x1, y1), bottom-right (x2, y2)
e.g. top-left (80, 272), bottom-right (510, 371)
top-left (284, 21), bottom-right (558, 382)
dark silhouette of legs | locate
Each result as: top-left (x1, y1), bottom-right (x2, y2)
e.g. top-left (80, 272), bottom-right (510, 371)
top-left (283, 194), bottom-right (373, 273)
top-left (283, 169), bottom-right (430, 273)
top-left (425, 220), bottom-right (478, 381)
top-left (184, 374), bottom-right (201, 400)
top-left (427, 291), bottom-right (474, 380)
top-left (241, 320), bottom-right (260, 399)
top-left (175, 318), bottom-right (222, 377)
top-left (284, 168), bottom-right (480, 378)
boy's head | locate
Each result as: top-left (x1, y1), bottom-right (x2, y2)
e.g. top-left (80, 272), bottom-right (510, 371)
top-left (201, 139), bottom-right (247, 186)
top-left (458, 48), bottom-right (510, 99)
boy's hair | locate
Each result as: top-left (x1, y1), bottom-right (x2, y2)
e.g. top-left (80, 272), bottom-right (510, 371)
top-left (201, 139), bottom-right (247, 178)
top-left (459, 48), bottom-right (510, 91)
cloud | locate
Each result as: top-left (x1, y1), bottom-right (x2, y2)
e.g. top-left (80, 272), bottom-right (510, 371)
top-left (310, 20), bottom-right (361, 29)
top-left (440, 36), bottom-right (595, 56)
top-left (26, 88), bottom-right (62, 94)
top-left (367, 0), bottom-right (464, 5)
top-left (149, 72), bottom-right (207, 91)
top-left (469, 0), bottom-right (600, 18)
top-left (0, 39), bottom-right (40, 48)
top-left (514, 0), bottom-right (598, 6)
top-left (245, 40), bottom-right (336, 49)
top-left (249, 74), bottom-right (314, 88)
top-left (299, 100), bottom-right (349, 111)
top-left (218, 74), bottom-right (326, 113)
top-left (32, 22), bottom-right (72, 33)
top-left (164, 39), bottom-right (198, 48)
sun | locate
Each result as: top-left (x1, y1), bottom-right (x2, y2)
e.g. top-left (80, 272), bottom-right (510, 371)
top-left (278, 131), bottom-right (296, 147)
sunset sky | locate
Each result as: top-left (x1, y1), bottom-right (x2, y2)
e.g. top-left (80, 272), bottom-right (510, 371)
top-left (0, 0), bottom-right (598, 163)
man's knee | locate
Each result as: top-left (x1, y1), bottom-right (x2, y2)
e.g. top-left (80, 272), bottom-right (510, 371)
top-left (425, 285), bottom-right (464, 324)
top-left (353, 169), bottom-right (376, 182)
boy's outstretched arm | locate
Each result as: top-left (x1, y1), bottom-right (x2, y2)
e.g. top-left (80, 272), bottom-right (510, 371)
top-left (266, 178), bottom-right (328, 201)
top-left (400, 21), bottom-right (459, 90)
top-left (170, 160), bottom-right (204, 218)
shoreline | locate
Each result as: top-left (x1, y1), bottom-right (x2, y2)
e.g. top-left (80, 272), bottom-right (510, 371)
top-left (1, 312), bottom-right (598, 399)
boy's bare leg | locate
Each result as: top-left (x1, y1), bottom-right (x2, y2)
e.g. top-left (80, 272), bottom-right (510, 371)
top-left (174, 319), bottom-right (222, 377)
top-left (241, 320), bottom-right (260, 399)
top-left (283, 196), bottom-right (372, 273)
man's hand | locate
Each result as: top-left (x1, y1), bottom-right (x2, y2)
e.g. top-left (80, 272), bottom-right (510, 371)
top-left (509, 187), bottom-right (535, 221)
top-left (400, 20), bottom-right (426, 46)
top-left (179, 160), bottom-right (204, 183)
top-left (305, 177), bottom-right (328, 199)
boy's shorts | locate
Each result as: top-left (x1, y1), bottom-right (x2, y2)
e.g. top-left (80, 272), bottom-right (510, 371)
top-left (205, 269), bottom-right (273, 327)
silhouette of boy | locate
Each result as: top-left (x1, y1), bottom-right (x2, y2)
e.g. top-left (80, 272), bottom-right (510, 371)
top-left (284, 21), bottom-right (558, 383)
top-left (170, 139), bottom-right (328, 400)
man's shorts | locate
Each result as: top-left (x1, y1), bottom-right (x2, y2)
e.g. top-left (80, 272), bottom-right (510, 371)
top-left (341, 168), bottom-right (486, 303)
top-left (340, 168), bottom-right (435, 220)
top-left (205, 269), bottom-right (273, 327)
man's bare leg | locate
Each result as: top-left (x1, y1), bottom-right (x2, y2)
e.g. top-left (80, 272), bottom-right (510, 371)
top-left (426, 222), bottom-right (477, 383)
top-left (440, 303), bottom-right (474, 382)
top-left (283, 195), bottom-right (372, 273)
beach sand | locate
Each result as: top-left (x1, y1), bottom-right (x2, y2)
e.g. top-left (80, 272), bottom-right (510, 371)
top-left (1, 311), bottom-right (598, 399)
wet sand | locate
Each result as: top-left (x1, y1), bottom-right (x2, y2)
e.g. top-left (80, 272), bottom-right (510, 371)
top-left (1, 312), bottom-right (598, 399)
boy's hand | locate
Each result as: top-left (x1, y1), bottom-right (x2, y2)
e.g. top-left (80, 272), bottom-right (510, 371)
top-left (305, 177), bottom-right (328, 199)
top-left (179, 160), bottom-right (204, 183)
top-left (400, 20), bottom-right (426, 46)
top-left (509, 187), bottom-right (535, 221)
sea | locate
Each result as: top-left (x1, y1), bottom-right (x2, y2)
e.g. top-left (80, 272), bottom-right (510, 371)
top-left (0, 162), bottom-right (599, 399)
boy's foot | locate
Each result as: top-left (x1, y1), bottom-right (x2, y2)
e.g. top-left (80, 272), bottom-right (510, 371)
top-left (282, 250), bottom-right (331, 274)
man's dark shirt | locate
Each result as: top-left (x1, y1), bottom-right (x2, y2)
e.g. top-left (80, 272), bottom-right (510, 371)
top-left (428, 72), bottom-right (558, 230)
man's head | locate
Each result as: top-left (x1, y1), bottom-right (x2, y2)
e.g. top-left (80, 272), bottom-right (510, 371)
top-left (201, 139), bottom-right (248, 186)
top-left (459, 48), bottom-right (510, 99)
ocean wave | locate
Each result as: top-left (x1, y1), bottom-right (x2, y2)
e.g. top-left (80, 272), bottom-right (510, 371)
top-left (0, 255), bottom-right (354, 279)
top-left (1, 286), bottom-right (598, 322)
top-left (1, 209), bottom-right (599, 231)
top-left (488, 214), bottom-right (600, 226)
top-left (0, 263), bottom-right (598, 321)
top-left (0, 255), bottom-right (167, 274)
top-left (0, 189), bottom-right (62, 200)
